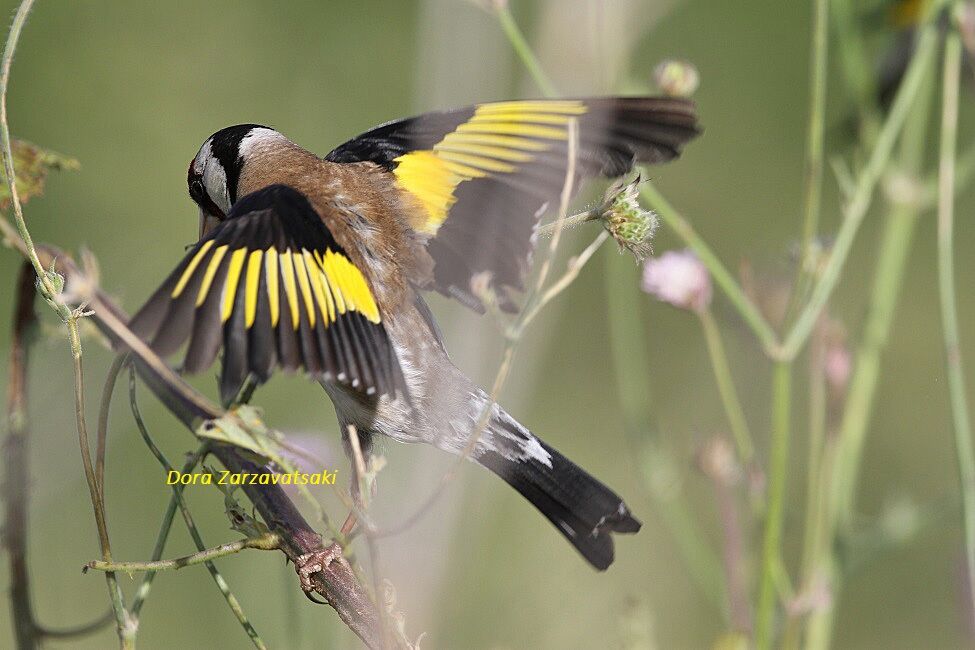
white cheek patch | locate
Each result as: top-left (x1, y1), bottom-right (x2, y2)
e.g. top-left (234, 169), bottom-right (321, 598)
top-left (202, 154), bottom-right (231, 215)
top-left (192, 141), bottom-right (211, 175)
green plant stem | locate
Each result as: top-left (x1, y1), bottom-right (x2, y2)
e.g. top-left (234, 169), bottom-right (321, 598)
top-left (797, 0), bottom-right (830, 281)
top-left (806, 36), bottom-right (937, 650)
top-left (70, 321), bottom-right (133, 648)
top-left (756, 361), bottom-right (793, 649)
top-left (785, 0), bottom-right (831, 328)
top-left (87, 534), bottom-right (280, 573)
top-left (781, 317), bottom-right (831, 649)
top-left (780, 21), bottom-right (942, 360)
top-left (802, 319), bottom-right (829, 577)
top-left (0, 0), bottom-right (60, 308)
top-left (129, 370), bottom-right (266, 650)
top-left (641, 182), bottom-right (780, 355)
top-left (130, 444), bottom-right (208, 617)
top-left (829, 66), bottom-right (935, 538)
top-left (494, 3), bottom-right (558, 98)
top-left (936, 23), bottom-right (975, 626)
top-left (698, 308), bottom-right (755, 465)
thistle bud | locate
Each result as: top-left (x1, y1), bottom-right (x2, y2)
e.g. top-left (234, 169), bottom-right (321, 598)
top-left (653, 59), bottom-right (700, 98)
top-left (696, 436), bottom-right (740, 486)
top-left (824, 343), bottom-right (851, 395)
top-left (641, 249), bottom-right (712, 313)
top-left (599, 175), bottom-right (658, 261)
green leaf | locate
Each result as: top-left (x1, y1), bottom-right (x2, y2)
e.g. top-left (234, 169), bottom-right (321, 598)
top-left (0, 139), bottom-right (79, 210)
top-left (196, 405), bottom-right (285, 461)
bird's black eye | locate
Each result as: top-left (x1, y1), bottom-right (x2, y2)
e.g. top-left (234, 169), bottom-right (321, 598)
top-left (187, 160), bottom-right (226, 220)
top-left (189, 178), bottom-right (206, 202)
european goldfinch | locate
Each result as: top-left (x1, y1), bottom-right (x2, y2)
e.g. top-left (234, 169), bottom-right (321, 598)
top-left (130, 97), bottom-right (699, 570)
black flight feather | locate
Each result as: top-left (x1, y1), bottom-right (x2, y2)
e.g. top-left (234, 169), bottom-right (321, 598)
top-left (129, 184), bottom-right (402, 403)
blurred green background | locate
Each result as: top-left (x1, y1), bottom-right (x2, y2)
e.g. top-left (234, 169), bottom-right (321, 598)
top-left (0, 1), bottom-right (973, 648)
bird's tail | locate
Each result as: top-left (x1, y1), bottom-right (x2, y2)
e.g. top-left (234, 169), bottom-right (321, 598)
top-left (469, 407), bottom-right (641, 570)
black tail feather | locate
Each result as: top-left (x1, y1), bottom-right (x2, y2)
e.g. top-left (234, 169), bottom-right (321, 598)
top-left (475, 419), bottom-right (641, 570)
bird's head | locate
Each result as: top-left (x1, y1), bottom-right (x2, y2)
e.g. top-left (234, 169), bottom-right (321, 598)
top-left (188, 123), bottom-right (287, 239)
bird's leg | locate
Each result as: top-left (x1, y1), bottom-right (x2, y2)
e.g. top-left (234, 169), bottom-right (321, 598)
top-left (294, 424), bottom-right (371, 599)
top-left (294, 540), bottom-right (344, 598)
top-left (341, 425), bottom-right (375, 536)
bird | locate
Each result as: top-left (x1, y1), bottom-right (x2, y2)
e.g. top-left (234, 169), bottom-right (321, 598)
top-left (128, 97), bottom-right (700, 574)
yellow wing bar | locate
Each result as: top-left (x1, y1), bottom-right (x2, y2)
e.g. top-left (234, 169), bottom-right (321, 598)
top-left (171, 244), bottom-right (381, 329)
top-left (392, 100), bottom-right (588, 235)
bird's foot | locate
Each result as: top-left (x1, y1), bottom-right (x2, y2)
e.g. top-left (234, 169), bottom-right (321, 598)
top-left (295, 542), bottom-right (343, 598)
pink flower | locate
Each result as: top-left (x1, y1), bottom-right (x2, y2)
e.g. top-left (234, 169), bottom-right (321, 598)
top-left (641, 249), bottom-right (712, 312)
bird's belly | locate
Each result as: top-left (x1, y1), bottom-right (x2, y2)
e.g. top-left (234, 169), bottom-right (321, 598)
top-left (322, 380), bottom-right (420, 444)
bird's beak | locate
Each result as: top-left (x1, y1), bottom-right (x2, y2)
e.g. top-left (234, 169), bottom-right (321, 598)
top-left (199, 208), bottom-right (221, 240)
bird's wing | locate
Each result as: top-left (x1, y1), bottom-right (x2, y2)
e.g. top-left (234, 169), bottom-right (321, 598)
top-left (130, 184), bottom-right (401, 405)
top-left (325, 97), bottom-right (699, 311)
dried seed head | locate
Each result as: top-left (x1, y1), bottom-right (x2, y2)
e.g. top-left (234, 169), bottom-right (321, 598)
top-left (600, 175), bottom-right (658, 261)
top-left (641, 248), bottom-right (712, 312)
top-left (653, 59), bottom-right (700, 98)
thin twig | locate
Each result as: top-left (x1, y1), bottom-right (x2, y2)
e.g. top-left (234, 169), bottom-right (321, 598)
top-left (35, 611), bottom-right (115, 640)
top-left (86, 533), bottom-right (280, 573)
top-left (70, 317), bottom-right (133, 647)
top-left (536, 207), bottom-right (599, 236)
top-left (3, 261), bottom-right (39, 650)
top-left (513, 118), bottom-right (580, 337)
top-left (96, 354), bottom-right (128, 501)
top-left (936, 21), bottom-right (975, 628)
top-left (0, 0), bottom-right (53, 297)
top-left (519, 229), bottom-right (609, 329)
